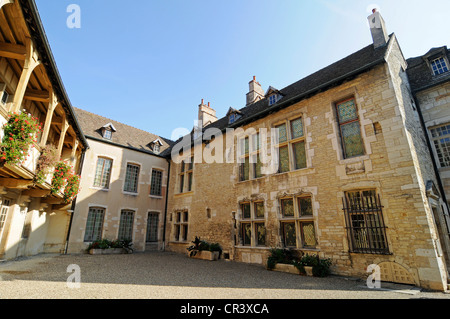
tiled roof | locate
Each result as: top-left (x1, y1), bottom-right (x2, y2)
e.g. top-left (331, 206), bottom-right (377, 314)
top-left (74, 107), bottom-right (174, 157)
top-left (173, 35), bottom-right (393, 150)
top-left (406, 46), bottom-right (450, 93)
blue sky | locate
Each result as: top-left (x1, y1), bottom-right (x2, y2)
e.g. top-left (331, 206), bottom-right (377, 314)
top-left (35, 0), bottom-right (450, 140)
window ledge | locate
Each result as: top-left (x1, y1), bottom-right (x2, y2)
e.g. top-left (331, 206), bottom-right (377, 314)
top-left (90, 187), bottom-right (110, 192)
top-left (122, 191), bottom-right (139, 196)
top-left (235, 246), bottom-right (270, 250)
top-left (174, 191), bottom-right (194, 197)
top-left (149, 195), bottom-right (163, 199)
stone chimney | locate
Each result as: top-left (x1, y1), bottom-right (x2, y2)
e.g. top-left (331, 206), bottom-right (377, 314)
top-left (198, 99), bottom-right (218, 128)
top-left (368, 8), bottom-right (389, 49)
top-left (246, 76), bottom-right (265, 106)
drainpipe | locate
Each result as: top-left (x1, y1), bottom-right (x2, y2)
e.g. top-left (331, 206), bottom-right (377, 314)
top-left (64, 149), bottom-right (86, 255)
top-left (162, 158), bottom-right (171, 251)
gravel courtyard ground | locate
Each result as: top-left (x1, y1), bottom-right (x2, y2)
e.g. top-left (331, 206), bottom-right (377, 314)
top-left (0, 251), bottom-right (449, 300)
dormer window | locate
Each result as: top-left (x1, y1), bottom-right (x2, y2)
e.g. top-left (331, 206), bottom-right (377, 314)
top-left (103, 129), bottom-right (112, 140)
top-left (269, 94), bottom-right (278, 106)
top-left (100, 123), bottom-right (117, 140)
top-left (266, 86), bottom-right (283, 106)
top-left (227, 107), bottom-right (242, 125)
top-left (149, 139), bottom-right (164, 154)
top-left (430, 57), bottom-right (449, 76)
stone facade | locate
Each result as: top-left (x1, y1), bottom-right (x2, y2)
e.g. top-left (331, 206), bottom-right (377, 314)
top-left (165, 34), bottom-right (449, 291)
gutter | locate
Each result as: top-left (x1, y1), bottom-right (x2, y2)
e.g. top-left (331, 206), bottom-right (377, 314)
top-left (162, 158), bottom-right (171, 251)
top-left (64, 148), bottom-right (86, 254)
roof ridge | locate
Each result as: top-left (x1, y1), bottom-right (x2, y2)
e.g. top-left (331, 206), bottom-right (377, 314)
top-left (74, 107), bottom-right (174, 142)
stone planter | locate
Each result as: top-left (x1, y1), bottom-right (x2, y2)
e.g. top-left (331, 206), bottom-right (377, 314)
top-left (304, 266), bottom-right (314, 277)
top-left (188, 250), bottom-right (219, 261)
top-left (272, 263), bottom-right (301, 275)
top-left (89, 248), bottom-right (130, 255)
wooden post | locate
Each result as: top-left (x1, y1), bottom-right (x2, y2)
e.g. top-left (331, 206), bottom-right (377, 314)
top-left (12, 37), bottom-right (41, 113)
top-left (57, 113), bottom-right (69, 159)
top-left (40, 88), bottom-right (58, 148)
top-left (70, 136), bottom-right (79, 167)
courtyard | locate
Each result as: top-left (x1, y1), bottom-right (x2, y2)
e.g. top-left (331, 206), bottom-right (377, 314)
top-left (0, 251), bottom-right (449, 300)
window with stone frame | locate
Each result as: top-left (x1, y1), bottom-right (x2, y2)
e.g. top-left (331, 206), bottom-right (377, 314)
top-left (336, 98), bottom-right (365, 159)
top-left (84, 207), bottom-right (105, 242)
top-left (118, 210), bottom-right (134, 241)
top-left (179, 157), bottom-right (194, 193)
top-left (342, 190), bottom-right (389, 254)
top-left (124, 163), bottom-right (140, 193)
top-left (239, 201), bottom-right (266, 247)
top-left (275, 117), bottom-right (307, 174)
top-left (173, 211), bottom-right (189, 242)
top-left (430, 56), bottom-right (449, 76)
top-left (238, 137), bottom-right (250, 181)
top-left (279, 195), bottom-right (317, 249)
top-left (0, 198), bottom-right (12, 240)
top-left (93, 157), bottom-right (113, 189)
top-left (150, 169), bottom-right (163, 196)
top-left (430, 124), bottom-right (450, 168)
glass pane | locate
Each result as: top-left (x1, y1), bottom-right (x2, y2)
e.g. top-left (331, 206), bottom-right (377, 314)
top-left (276, 124), bottom-right (287, 143)
top-left (301, 222), bottom-right (317, 248)
top-left (124, 164), bottom-right (139, 193)
top-left (283, 222), bottom-right (296, 247)
top-left (291, 118), bottom-right (304, 139)
top-left (254, 154), bottom-right (262, 179)
top-left (293, 141), bottom-right (306, 170)
top-left (242, 223), bottom-right (252, 246)
top-left (150, 170), bottom-right (163, 196)
top-left (337, 99), bottom-right (358, 123)
top-left (84, 208), bottom-right (104, 242)
top-left (279, 146), bottom-right (289, 173)
top-left (179, 174), bottom-right (184, 193)
top-left (281, 198), bottom-right (294, 217)
top-left (242, 203), bottom-right (251, 219)
top-left (255, 202), bottom-right (265, 219)
top-left (118, 211), bottom-right (134, 241)
top-left (299, 197), bottom-right (313, 216)
top-left (256, 223), bottom-right (266, 246)
top-left (341, 122), bottom-right (365, 158)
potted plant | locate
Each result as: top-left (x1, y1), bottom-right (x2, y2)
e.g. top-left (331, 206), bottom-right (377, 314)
top-left (294, 254), bottom-right (332, 277)
top-left (33, 144), bottom-right (58, 185)
top-left (87, 239), bottom-right (134, 255)
top-left (187, 237), bottom-right (221, 261)
top-left (0, 111), bottom-right (42, 167)
top-left (266, 248), bottom-right (301, 275)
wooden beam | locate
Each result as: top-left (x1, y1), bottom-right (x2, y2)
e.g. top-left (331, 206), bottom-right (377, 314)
top-left (40, 88), bottom-right (58, 148)
top-left (24, 88), bottom-right (49, 102)
top-left (0, 178), bottom-right (33, 189)
top-left (22, 188), bottom-right (51, 198)
top-left (0, 42), bottom-right (26, 60)
top-left (11, 37), bottom-right (41, 112)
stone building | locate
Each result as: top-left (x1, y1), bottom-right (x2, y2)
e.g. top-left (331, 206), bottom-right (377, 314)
top-left (66, 108), bottom-right (172, 253)
top-left (165, 10), bottom-right (450, 291)
top-left (0, 0), bottom-right (88, 260)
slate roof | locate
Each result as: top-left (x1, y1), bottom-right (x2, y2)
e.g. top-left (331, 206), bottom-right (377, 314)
top-left (173, 34), bottom-right (394, 150)
top-left (74, 107), bottom-right (175, 157)
top-left (406, 46), bottom-right (450, 93)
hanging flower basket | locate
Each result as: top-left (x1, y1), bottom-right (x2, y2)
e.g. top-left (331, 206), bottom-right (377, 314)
top-left (50, 161), bottom-right (72, 195)
top-left (64, 174), bottom-right (81, 203)
top-left (0, 111), bottom-right (42, 166)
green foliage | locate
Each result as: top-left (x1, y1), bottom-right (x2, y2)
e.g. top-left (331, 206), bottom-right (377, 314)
top-left (87, 239), bottom-right (134, 252)
top-left (0, 112), bottom-right (42, 165)
top-left (266, 248), bottom-right (299, 270)
top-left (34, 144), bottom-right (58, 185)
top-left (294, 254), bottom-right (333, 277)
top-left (50, 161), bottom-right (72, 195)
top-left (187, 236), bottom-right (222, 259)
